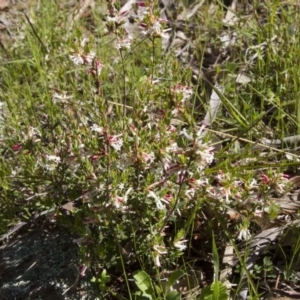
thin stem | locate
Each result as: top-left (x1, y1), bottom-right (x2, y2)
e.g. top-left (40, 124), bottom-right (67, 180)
top-left (119, 49), bottom-right (127, 131)
top-left (23, 12), bottom-right (48, 54)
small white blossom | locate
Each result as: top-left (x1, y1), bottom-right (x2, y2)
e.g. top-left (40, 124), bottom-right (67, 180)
top-left (89, 59), bottom-right (104, 76)
top-left (116, 35), bottom-right (132, 50)
top-left (237, 228), bottom-right (251, 241)
top-left (254, 210), bottom-right (263, 217)
top-left (142, 20), bottom-right (169, 38)
top-left (165, 142), bottom-right (180, 153)
top-left (108, 134), bottom-right (123, 151)
top-left (90, 124), bottom-right (104, 134)
top-left (141, 151), bottom-right (155, 164)
top-left (185, 188), bottom-right (195, 200)
top-left (249, 179), bottom-right (258, 190)
top-left (43, 154), bottom-right (61, 171)
top-left (107, 15), bottom-right (119, 23)
top-left (154, 254), bottom-right (161, 267)
top-left (79, 264), bottom-right (88, 277)
top-left (194, 178), bottom-right (209, 186)
top-left (153, 244), bottom-right (167, 267)
top-left (45, 155), bottom-right (61, 163)
top-left (207, 186), bottom-right (223, 200)
top-left (52, 92), bottom-right (73, 104)
top-left (172, 84), bottom-right (193, 103)
top-left (194, 141), bottom-right (214, 171)
top-left (118, 183), bottom-right (125, 190)
top-left (174, 239), bottom-right (188, 251)
top-left (180, 128), bottom-right (193, 141)
top-left (69, 53), bottom-right (85, 65)
top-left (26, 126), bottom-right (41, 142)
top-left (110, 187), bottom-right (132, 212)
top-left (83, 51), bottom-right (96, 65)
top-left (69, 38), bottom-right (96, 66)
top-left (147, 191), bottom-right (169, 210)
top-left (153, 244), bottom-right (168, 255)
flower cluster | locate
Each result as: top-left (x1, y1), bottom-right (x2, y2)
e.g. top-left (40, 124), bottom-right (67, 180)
top-left (103, 0), bottom-right (170, 52)
top-left (69, 38), bottom-right (103, 77)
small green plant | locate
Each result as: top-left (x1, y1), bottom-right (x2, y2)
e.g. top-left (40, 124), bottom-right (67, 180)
top-left (253, 257), bottom-right (276, 280)
top-left (91, 269), bottom-right (111, 292)
top-left (133, 270), bottom-right (182, 300)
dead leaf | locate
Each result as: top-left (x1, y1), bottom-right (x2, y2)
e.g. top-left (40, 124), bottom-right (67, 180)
top-left (289, 176), bottom-right (300, 188)
top-left (61, 201), bottom-right (75, 213)
top-left (223, 0), bottom-right (239, 27)
top-left (236, 73), bottom-right (252, 84)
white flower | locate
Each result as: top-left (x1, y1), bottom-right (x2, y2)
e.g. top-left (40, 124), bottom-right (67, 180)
top-left (165, 142), bottom-right (180, 153)
top-left (185, 188), bottom-right (195, 200)
top-left (194, 178), bottom-right (209, 186)
top-left (116, 35), bottom-right (132, 50)
top-left (83, 51), bottom-right (96, 65)
top-left (220, 187), bottom-right (232, 204)
top-left (80, 38), bottom-right (89, 48)
top-left (110, 187), bottom-right (132, 212)
top-left (106, 11), bottom-right (126, 25)
top-left (118, 183), bottom-right (125, 190)
top-left (254, 210), bottom-right (262, 217)
top-left (147, 191), bottom-right (169, 210)
top-left (141, 151), bottom-right (155, 164)
top-left (207, 186), bottom-right (223, 200)
top-left (153, 244), bottom-right (168, 255)
top-left (89, 59), bottom-right (104, 76)
top-left (180, 128), bottom-right (193, 140)
top-left (69, 47), bottom-right (95, 66)
top-left (27, 126), bottom-right (41, 142)
top-left (107, 15), bottom-right (119, 23)
top-left (249, 179), bottom-right (258, 190)
top-left (108, 134), bottom-right (123, 151)
top-left (153, 244), bottom-right (167, 267)
top-left (194, 141), bottom-right (214, 171)
top-left (174, 239), bottom-right (188, 251)
top-left (69, 53), bottom-right (85, 65)
top-left (143, 21), bottom-right (169, 38)
top-left (45, 155), bottom-right (61, 163)
top-left (237, 228), bottom-right (251, 241)
top-left (90, 124), bottom-right (104, 134)
top-left (44, 154), bottom-right (61, 171)
top-left (79, 264), bottom-right (88, 277)
top-left (52, 92), bottom-right (73, 104)
top-left (160, 152), bottom-right (172, 170)
top-left (171, 108), bottom-right (180, 116)
top-left (172, 84), bottom-right (193, 103)
top-left (154, 254), bottom-right (161, 267)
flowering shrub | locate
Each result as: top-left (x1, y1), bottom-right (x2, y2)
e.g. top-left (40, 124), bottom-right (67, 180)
top-left (0, 0), bottom-right (298, 298)
top-left (63, 0), bottom-right (293, 291)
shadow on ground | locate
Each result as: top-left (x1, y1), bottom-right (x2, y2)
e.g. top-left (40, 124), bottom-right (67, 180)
top-left (0, 222), bottom-right (99, 300)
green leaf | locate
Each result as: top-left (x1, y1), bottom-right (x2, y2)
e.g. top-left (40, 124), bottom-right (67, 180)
top-left (133, 270), bottom-right (154, 295)
top-left (199, 282), bottom-right (228, 300)
top-left (165, 270), bottom-right (185, 292)
top-left (166, 291), bottom-right (181, 300)
top-left (135, 292), bottom-right (153, 300)
top-left (100, 269), bottom-right (111, 283)
top-left (212, 232), bottom-right (219, 281)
